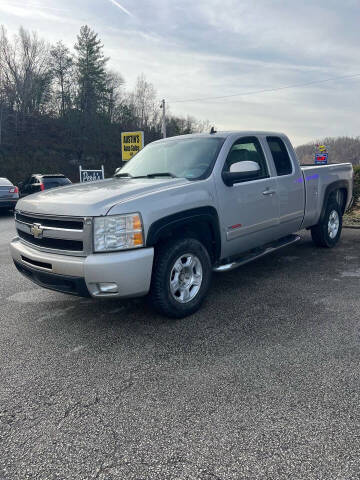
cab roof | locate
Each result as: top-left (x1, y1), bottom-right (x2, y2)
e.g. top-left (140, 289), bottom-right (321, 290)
top-left (152, 131), bottom-right (288, 142)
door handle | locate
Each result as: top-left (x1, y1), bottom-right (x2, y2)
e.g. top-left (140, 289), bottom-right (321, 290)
top-left (262, 189), bottom-right (276, 196)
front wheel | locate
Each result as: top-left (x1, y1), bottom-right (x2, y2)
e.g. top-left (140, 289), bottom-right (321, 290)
top-left (311, 201), bottom-right (342, 248)
top-left (150, 237), bottom-right (212, 318)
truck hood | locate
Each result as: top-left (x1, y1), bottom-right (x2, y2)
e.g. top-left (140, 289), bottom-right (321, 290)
top-left (16, 177), bottom-right (190, 217)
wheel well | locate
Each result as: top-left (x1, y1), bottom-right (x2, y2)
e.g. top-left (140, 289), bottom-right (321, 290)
top-left (155, 220), bottom-right (218, 262)
top-left (317, 184), bottom-right (348, 226)
top-left (147, 211), bottom-right (221, 263)
top-left (328, 188), bottom-right (347, 214)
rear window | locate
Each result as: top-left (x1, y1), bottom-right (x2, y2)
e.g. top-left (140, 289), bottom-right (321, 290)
top-left (0, 178), bottom-right (12, 186)
top-left (267, 137), bottom-right (293, 176)
top-left (42, 177), bottom-right (71, 188)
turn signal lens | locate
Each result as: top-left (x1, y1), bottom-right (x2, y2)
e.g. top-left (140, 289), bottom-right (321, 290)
top-left (133, 215), bottom-right (142, 231)
top-left (133, 232), bottom-right (143, 246)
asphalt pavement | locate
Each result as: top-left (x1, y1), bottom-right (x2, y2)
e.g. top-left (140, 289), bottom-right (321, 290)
top-left (1, 211), bottom-right (360, 480)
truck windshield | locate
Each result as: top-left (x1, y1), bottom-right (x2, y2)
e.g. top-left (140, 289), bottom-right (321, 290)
top-left (116, 137), bottom-right (225, 180)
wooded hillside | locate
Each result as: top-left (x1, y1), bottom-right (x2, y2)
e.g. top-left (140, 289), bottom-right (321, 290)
top-left (0, 25), bottom-right (209, 184)
top-left (295, 137), bottom-right (360, 165)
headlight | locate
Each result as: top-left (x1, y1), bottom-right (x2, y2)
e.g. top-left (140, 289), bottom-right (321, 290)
top-left (94, 213), bottom-right (144, 252)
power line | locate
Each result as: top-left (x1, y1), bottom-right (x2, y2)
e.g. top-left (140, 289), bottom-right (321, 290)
top-left (170, 72), bottom-right (360, 104)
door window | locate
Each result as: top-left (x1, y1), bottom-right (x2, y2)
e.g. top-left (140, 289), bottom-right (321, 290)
top-left (42, 177), bottom-right (71, 189)
top-left (266, 136), bottom-right (293, 176)
top-left (223, 136), bottom-right (269, 180)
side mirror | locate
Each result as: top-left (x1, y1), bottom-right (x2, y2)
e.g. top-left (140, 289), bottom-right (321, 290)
top-left (222, 161), bottom-right (261, 186)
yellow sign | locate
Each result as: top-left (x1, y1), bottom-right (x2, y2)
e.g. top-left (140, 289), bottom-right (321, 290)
top-left (121, 131), bottom-right (144, 161)
top-left (318, 145), bottom-right (327, 153)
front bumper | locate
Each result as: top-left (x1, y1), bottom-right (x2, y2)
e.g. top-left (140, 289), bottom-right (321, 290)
top-left (10, 237), bottom-right (154, 298)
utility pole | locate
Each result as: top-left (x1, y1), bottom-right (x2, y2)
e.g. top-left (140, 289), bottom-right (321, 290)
top-left (0, 88), bottom-right (3, 145)
top-left (0, 102), bottom-right (2, 146)
top-left (0, 72), bottom-right (2, 145)
top-left (160, 99), bottom-right (166, 138)
top-left (0, 98), bottom-right (3, 146)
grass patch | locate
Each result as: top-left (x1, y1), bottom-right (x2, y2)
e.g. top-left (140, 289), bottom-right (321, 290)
top-left (344, 207), bottom-right (360, 226)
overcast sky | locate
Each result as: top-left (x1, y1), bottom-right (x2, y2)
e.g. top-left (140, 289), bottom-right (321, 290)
top-left (1, 0), bottom-right (360, 145)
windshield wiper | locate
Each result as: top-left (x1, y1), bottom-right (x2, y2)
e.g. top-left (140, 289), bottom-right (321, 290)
top-left (115, 172), bottom-right (177, 179)
top-left (145, 172), bottom-right (177, 178)
top-left (114, 172), bottom-right (133, 178)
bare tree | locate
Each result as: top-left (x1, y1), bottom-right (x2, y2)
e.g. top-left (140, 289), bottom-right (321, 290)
top-left (130, 73), bottom-right (159, 129)
top-left (50, 41), bottom-right (73, 116)
top-left (102, 70), bottom-right (124, 122)
top-left (0, 26), bottom-right (52, 120)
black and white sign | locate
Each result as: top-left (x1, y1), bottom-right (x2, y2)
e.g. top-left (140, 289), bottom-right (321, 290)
top-left (79, 165), bottom-right (105, 182)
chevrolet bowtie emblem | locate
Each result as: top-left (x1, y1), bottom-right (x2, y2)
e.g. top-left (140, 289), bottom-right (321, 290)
top-left (30, 223), bottom-right (43, 239)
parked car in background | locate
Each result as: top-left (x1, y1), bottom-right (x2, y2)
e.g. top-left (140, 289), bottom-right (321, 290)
top-left (19, 174), bottom-right (71, 197)
top-left (0, 177), bottom-right (19, 211)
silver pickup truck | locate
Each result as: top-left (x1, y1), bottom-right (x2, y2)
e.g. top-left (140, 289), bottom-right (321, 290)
top-left (10, 131), bottom-right (353, 317)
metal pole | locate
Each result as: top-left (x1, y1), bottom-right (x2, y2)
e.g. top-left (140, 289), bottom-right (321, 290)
top-left (0, 98), bottom-right (3, 146)
top-left (101, 165), bottom-right (105, 179)
top-left (160, 99), bottom-right (166, 138)
top-left (0, 73), bottom-right (3, 145)
top-left (0, 104), bottom-right (2, 146)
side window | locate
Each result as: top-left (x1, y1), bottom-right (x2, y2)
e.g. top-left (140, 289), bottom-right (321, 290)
top-left (267, 136), bottom-right (293, 176)
top-left (223, 136), bottom-right (269, 181)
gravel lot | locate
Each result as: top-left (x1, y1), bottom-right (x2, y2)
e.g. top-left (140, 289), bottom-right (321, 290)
top-left (1, 211), bottom-right (360, 480)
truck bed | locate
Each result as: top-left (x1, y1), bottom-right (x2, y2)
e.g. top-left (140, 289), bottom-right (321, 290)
top-left (300, 162), bottom-right (353, 228)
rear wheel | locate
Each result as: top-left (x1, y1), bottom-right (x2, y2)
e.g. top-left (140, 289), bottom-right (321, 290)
top-left (311, 201), bottom-right (342, 248)
top-left (150, 237), bottom-right (212, 318)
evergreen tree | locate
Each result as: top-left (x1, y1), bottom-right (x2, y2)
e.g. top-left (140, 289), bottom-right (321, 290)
top-left (74, 25), bottom-right (108, 116)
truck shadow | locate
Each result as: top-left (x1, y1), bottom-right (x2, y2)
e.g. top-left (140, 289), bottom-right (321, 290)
top-left (31, 231), bottom-right (336, 353)
top-left (0, 209), bottom-right (15, 217)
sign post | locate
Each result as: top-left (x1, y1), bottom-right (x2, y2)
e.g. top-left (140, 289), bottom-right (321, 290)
top-left (79, 165), bottom-right (105, 182)
top-left (121, 131), bottom-right (144, 162)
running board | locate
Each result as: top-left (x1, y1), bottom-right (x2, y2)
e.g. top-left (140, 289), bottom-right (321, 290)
top-left (213, 234), bottom-right (301, 273)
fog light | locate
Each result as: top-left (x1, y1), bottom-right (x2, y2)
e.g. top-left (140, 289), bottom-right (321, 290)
top-left (97, 282), bottom-right (118, 293)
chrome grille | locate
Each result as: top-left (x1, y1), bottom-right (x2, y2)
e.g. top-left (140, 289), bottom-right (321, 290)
top-left (15, 211), bottom-right (92, 256)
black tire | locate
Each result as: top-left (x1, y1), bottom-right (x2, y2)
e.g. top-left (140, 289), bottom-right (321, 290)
top-left (311, 201), bottom-right (342, 248)
top-left (149, 237), bottom-right (212, 318)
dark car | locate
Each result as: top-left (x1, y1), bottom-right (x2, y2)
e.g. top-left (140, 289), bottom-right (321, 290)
top-left (19, 174), bottom-right (72, 197)
top-left (0, 177), bottom-right (19, 210)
